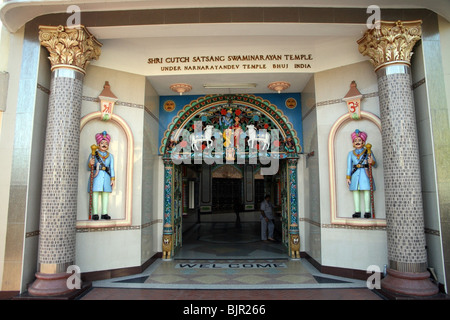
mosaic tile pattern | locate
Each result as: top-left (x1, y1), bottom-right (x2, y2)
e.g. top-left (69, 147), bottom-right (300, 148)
top-left (143, 259), bottom-right (318, 286)
top-left (92, 221), bottom-right (367, 290)
top-left (96, 256), bottom-right (372, 291)
top-left (38, 72), bottom-right (84, 272)
top-left (377, 69), bottom-right (428, 273)
top-left (100, 257), bottom-right (370, 290)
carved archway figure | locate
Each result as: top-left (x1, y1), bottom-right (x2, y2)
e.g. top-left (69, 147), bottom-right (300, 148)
top-left (160, 94), bottom-right (302, 259)
top-left (160, 94), bottom-right (302, 159)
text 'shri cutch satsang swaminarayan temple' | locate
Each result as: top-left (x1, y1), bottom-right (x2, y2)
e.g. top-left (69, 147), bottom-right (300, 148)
top-left (0, 0), bottom-right (449, 299)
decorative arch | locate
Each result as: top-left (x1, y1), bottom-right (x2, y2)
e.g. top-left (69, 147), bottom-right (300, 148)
top-left (159, 94), bottom-right (301, 157)
top-left (328, 111), bottom-right (386, 227)
top-left (77, 111), bottom-right (134, 228)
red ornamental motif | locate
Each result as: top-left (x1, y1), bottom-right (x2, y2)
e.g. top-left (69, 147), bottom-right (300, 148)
top-left (264, 123), bottom-right (269, 129)
top-left (235, 109), bottom-right (242, 116)
top-left (220, 109), bottom-right (227, 115)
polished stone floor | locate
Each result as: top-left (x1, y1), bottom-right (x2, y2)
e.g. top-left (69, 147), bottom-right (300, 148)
top-left (81, 287), bottom-right (382, 300)
top-left (176, 219), bottom-right (287, 260)
top-left (81, 216), bottom-right (384, 300)
top-left (90, 218), bottom-right (371, 291)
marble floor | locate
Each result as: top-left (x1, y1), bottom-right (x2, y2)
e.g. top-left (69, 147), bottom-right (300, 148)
top-left (91, 219), bottom-right (371, 291)
top-left (81, 287), bottom-right (383, 300)
top-left (176, 219), bottom-right (287, 260)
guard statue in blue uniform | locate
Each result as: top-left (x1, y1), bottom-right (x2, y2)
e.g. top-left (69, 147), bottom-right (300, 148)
top-left (346, 129), bottom-right (376, 218)
top-left (88, 131), bottom-right (115, 220)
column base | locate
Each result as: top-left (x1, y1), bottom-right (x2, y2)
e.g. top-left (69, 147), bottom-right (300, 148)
top-left (381, 268), bottom-right (439, 298)
top-left (27, 272), bottom-right (79, 297)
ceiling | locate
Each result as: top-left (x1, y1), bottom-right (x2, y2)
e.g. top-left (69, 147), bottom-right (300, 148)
top-left (2, 0), bottom-right (448, 96)
top-left (2, 0), bottom-right (450, 33)
top-left (89, 23), bottom-right (368, 95)
top-left (146, 72), bottom-right (314, 96)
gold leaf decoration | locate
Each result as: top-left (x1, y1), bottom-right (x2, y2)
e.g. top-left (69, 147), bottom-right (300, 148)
top-left (39, 25), bottom-right (102, 73)
top-left (357, 20), bottom-right (422, 71)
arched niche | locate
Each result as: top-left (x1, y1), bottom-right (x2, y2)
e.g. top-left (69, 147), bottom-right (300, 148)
top-left (328, 111), bottom-right (386, 227)
top-left (77, 112), bottom-right (134, 228)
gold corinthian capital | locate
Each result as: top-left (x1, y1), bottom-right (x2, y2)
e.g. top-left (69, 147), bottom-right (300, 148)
top-left (39, 25), bottom-right (102, 74)
top-left (357, 20), bottom-right (422, 72)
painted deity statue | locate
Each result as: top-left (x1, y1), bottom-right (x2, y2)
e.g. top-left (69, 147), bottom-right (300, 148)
top-left (88, 131), bottom-right (115, 220)
top-left (219, 109), bottom-right (233, 128)
top-left (284, 136), bottom-right (295, 152)
top-left (231, 116), bottom-right (244, 148)
top-left (346, 129), bottom-right (376, 218)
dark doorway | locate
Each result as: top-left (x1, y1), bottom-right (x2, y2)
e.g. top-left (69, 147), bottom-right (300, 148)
top-left (255, 179), bottom-right (265, 208)
top-left (212, 178), bottom-right (242, 212)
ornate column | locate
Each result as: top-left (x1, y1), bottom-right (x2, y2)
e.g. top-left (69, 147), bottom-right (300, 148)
top-left (162, 159), bottom-right (174, 260)
top-left (287, 158), bottom-right (300, 259)
top-left (358, 21), bottom-right (438, 297)
top-left (28, 25), bottom-right (101, 296)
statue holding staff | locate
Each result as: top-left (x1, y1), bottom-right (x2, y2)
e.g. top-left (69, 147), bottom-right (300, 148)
top-left (346, 129), bottom-right (377, 218)
top-left (88, 131), bottom-right (115, 220)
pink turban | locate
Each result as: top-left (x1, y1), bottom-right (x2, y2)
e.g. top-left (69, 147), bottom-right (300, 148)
top-left (351, 129), bottom-right (367, 142)
top-left (95, 131), bottom-right (111, 145)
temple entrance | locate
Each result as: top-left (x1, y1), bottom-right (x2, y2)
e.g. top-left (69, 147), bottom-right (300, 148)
top-left (161, 94), bottom-right (301, 260)
top-left (162, 159), bottom-right (300, 260)
top-left (176, 163), bottom-right (286, 260)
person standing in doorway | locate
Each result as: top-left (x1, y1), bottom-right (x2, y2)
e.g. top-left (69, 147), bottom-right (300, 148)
top-left (234, 197), bottom-right (243, 224)
top-left (260, 194), bottom-right (275, 241)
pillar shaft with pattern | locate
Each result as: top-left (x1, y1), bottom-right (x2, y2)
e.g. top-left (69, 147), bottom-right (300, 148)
top-left (376, 65), bottom-right (427, 273)
top-left (358, 20), bottom-right (438, 297)
top-left (28, 25), bottom-right (101, 297)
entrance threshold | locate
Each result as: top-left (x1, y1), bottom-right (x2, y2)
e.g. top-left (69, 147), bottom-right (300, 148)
top-left (88, 212), bottom-right (368, 291)
top-left (91, 258), bottom-right (368, 291)
top-left (90, 215), bottom-right (368, 291)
